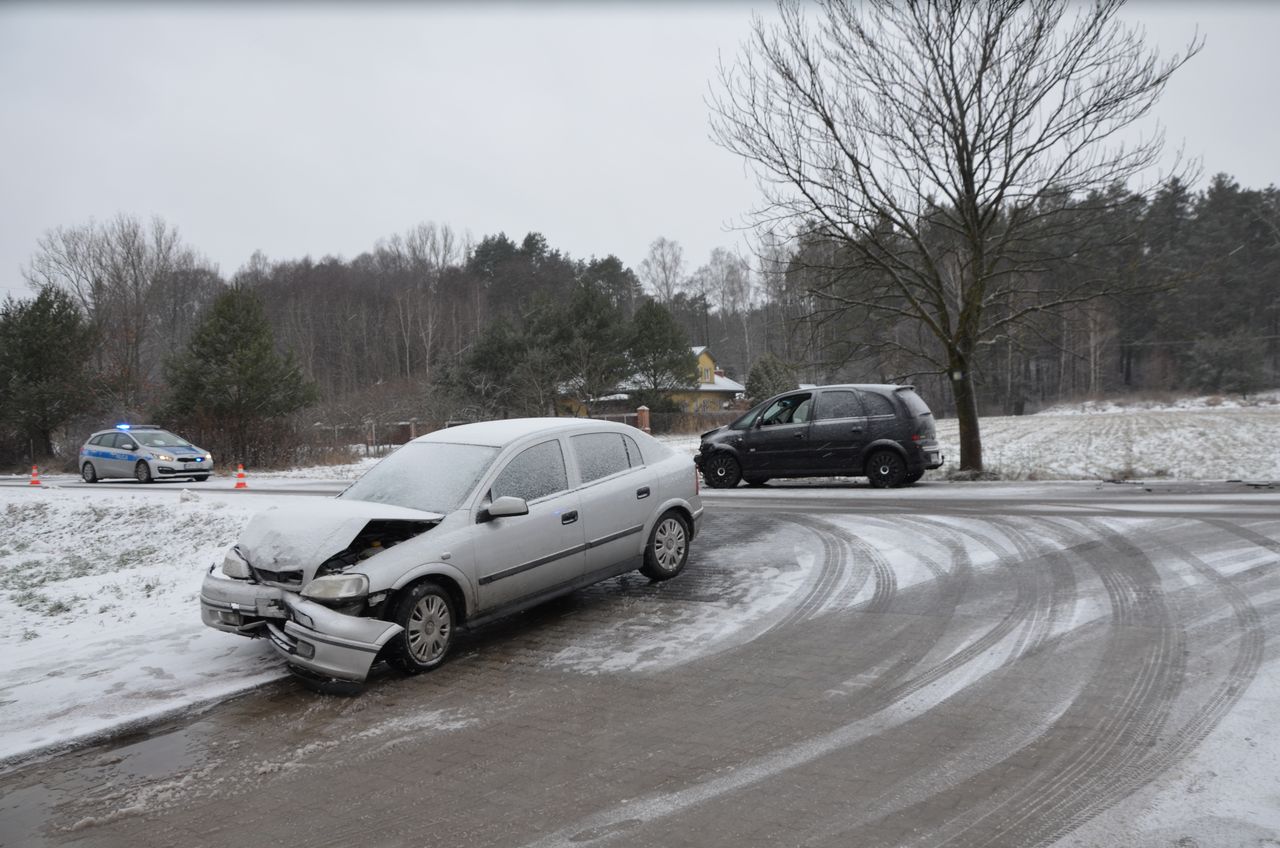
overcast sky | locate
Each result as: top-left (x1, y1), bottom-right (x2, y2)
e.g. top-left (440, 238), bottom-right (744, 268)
top-left (2, 2), bottom-right (1278, 304)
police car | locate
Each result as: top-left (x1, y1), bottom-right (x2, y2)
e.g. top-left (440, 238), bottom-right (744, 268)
top-left (79, 424), bottom-right (215, 483)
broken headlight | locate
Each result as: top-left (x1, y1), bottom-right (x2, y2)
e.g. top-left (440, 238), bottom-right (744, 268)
top-left (302, 573), bottom-right (369, 601)
top-left (221, 546), bottom-right (251, 579)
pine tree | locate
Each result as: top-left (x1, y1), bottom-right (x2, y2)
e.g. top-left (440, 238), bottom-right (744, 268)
top-left (627, 300), bottom-right (696, 409)
top-left (0, 286), bottom-right (97, 459)
top-left (745, 352), bottom-right (796, 402)
top-left (164, 285), bottom-right (316, 464)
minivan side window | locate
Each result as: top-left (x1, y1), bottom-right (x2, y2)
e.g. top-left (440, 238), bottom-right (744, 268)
top-left (815, 390), bottom-right (864, 420)
top-left (572, 433), bottom-right (631, 484)
top-left (491, 440), bottom-right (569, 503)
top-left (859, 391), bottom-right (897, 417)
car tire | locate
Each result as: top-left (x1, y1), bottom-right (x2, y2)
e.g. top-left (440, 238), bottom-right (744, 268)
top-left (703, 453), bottom-right (742, 488)
top-left (135, 461), bottom-right (153, 484)
top-left (640, 510), bottom-right (691, 581)
top-left (743, 477), bottom-right (769, 487)
top-left (903, 470), bottom-right (924, 485)
top-left (82, 462), bottom-right (99, 484)
top-left (866, 450), bottom-right (907, 488)
top-left (193, 474), bottom-right (210, 482)
top-left (385, 581), bottom-right (455, 675)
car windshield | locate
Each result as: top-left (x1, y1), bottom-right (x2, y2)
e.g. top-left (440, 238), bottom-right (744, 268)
top-left (134, 431), bottom-right (193, 448)
top-left (340, 442), bottom-right (499, 513)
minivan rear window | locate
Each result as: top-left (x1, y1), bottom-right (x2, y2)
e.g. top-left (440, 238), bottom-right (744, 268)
top-left (897, 389), bottom-right (933, 417)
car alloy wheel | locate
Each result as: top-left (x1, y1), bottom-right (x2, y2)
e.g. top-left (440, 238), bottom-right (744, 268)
top-left (641, 510), bottom-right (690, 581)
top-left (703, 453), bottom-right (741, 488)
top-left (385, 581), bottom-right (457, 674)
top-left (135, 461), bottom-right (153, 484)
top-left (866, 450), bottom-right (906, 488)
top-left (82, 462), bottom-right (98, 484)
top-left (406, 593), bottom-right (452, 664)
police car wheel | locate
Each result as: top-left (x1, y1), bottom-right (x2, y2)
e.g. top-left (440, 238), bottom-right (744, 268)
top-left (82, 462), bottom-right (98, 484)
top-left (135, 461), bottom-right (153, 484)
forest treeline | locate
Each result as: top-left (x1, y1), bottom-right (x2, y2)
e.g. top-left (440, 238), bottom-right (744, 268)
top-left (1, 172), bottom-right (1277, 467)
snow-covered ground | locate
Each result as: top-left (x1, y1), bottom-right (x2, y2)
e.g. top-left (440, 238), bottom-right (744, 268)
top-left (1, 399), bottom-right (1275, 764)
top-left (0, 488), bottom-right (290, 763)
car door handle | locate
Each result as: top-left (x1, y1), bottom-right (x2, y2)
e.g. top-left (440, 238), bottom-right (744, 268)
top-left (561, 510), bottom-right (579, 525)
top-left (793, 433), bottom-right (805, 439)
top-left (636, 487), bottom-right (650, 499)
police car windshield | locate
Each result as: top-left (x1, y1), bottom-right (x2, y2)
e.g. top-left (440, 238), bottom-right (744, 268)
top-left (134, 431), bottom-right (192, 448)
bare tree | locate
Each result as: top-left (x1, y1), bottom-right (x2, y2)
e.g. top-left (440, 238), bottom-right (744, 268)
top-left (638, 236), bottom-right (686, 304)
top-left (25, 214), bottom-right (220, 413)
top-left (711, 0), bottom-right (1200, 470)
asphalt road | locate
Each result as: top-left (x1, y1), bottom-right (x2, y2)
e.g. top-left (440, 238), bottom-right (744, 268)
top-left (1, 485), bottom-right (1278, 847)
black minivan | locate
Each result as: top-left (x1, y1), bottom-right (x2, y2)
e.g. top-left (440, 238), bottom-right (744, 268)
top-left (694, 384), bottom-right (944, 488)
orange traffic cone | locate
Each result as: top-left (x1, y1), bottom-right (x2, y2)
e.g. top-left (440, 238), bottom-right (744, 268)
top-left (28, 465), bottom-right (41, 486)
top-left (234, 464), bottom-right (248, 490)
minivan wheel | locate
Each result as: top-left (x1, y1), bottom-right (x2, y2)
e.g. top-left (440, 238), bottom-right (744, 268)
top-left (82, 462), bottom-right (99, 484)
top-left (703, 454), bottom-right (742, 488)
top-left (386, 581), bottom-right (455, 674)
top-left (641, 510), bottom-right (690, 581)
top-left (866, 450), bottom-right (906, 488)
top-left (135, 461), bottom-right (153, 484)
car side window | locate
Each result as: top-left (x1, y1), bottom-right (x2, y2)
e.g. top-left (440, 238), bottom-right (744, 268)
top-left (759, 393), bottom-right (813, 426)
top-left (572, 433), bottom-right (631, 484)
top-left (490, 440), bottom-right (569, 503)
top-left (89, 435), bottom-right (107, 446)
top-left (859, 391), bottom-right (897, 417)
top-left (816, 390), bottom-right (864, 420)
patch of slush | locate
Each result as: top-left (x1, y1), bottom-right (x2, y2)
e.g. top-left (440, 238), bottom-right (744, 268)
top-left (0, 487), bottom-right (312, 764)
top-left (545, 533), bottom-right (818, 674)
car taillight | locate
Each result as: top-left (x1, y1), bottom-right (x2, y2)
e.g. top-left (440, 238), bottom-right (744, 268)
top-left (912, 434), bottom-right (921, 443)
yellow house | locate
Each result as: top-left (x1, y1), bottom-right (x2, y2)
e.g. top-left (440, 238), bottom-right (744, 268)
top-left (556, 346), bottom-right (744, 415)
top-left (667, 347), bottom-right (745, 413)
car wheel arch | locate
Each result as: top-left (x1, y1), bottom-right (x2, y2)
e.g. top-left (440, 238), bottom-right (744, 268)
top-left (387, 565), bottom-right (473, 624)
top-left (858, 439), bottom-right (909, 467)
top-left (645, 499), bottom-right (696, 541)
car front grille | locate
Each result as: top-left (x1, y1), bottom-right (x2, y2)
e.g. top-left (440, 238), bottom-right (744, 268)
top-left (176, 456), bottom-right (202, 463)
top-left (252, 567), bottom-right (304, 589)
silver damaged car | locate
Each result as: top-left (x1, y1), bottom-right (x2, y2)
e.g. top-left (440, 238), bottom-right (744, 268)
top-left (200, 418), bottom-right (703, 684)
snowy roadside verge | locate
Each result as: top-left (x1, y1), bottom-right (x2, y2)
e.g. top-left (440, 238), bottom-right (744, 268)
top-left (0, 487), bottom-right (298, 765)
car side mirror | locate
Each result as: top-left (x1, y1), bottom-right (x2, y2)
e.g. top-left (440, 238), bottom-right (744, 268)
top-left (477, 495), bottom-right (529, 523)
top-left (120, 442), bottom-right (136, 451)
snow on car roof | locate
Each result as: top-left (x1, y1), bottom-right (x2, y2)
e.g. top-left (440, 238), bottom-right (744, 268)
top-left (413, 417), bottom-right (636, 447)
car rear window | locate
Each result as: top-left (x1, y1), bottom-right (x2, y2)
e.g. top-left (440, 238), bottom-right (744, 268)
top-left (859, 391), bottom-right (897, 416)
top-left (896, 389), bottom-right (933, 418)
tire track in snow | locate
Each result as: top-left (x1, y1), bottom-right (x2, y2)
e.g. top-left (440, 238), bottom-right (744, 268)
top-left (910, 518), bottom-right (1185, 848)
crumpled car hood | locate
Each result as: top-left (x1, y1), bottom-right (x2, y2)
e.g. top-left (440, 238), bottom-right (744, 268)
top-left (237, 498), bottom-right (444, 579)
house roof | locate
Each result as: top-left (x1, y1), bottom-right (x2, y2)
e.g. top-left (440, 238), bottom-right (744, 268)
top-left (691, 345), bottom-right (708, 357)
top-left (697, 373), bottom-right (745, 393)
